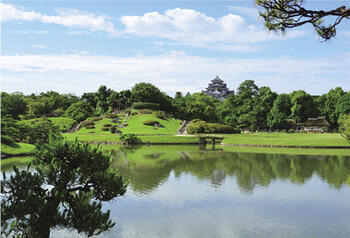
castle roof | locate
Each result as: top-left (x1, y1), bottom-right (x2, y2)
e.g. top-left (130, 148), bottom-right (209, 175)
top-left (211, 76), bottom-right (224, 83)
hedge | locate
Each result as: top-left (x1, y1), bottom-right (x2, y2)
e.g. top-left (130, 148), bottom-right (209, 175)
top-left (80, 121), bottom-right (95, 127)
top-left (132, 102), bottom-right (160, 110)
top-left (143, 120), bottom-right (159, 126)
top-left (188, 120), bottom-right (239, 134)
top-left (139, 109), bottom-right (153, 114)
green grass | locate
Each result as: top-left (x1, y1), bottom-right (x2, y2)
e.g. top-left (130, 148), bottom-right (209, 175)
top-left (1, 156), bottom-right (35, 171)
top-left (48, 117), bottom-right (77, 131)
top-left (223, 133), bottom-right (349, 147)
top-left (1, 142), bottom-right (35, 155)
top-left (78, 118), bottom-right (120, 134)
top-left (120, 112), bottom-right (182, 135)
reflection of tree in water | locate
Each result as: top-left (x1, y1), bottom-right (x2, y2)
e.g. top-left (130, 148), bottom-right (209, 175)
top-left (111, 148), bottom-right (350, 194)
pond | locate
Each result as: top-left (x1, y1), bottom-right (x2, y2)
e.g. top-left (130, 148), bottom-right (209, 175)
top-left (7, 145), bottom-right (350, 238)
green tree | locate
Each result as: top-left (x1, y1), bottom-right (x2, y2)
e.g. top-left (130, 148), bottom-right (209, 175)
top-left (267, 94), bottom-right (292, 129)
top-left (335, 92), bottom-right (350, 119)
top-left (65, 101), bottom-right (93, 122)
top-left (256, 0), bottom-right (350, 41)
top-left (1, 92), bottom-right (27, 119)
top-left (95, 85), bottom-right (112, 114)
top-left (340, 114), bottom-right (350, 144)
top-left (324, 87), bottom-right (345, 129)
top-left (290, 90), bottom-right (317, 122)
top-left (131, 82), bottom-right (162, 103)
top-left (1, 136), bottom-right (127, 238)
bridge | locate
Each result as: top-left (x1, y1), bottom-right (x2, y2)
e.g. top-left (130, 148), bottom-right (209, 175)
top-left (199, 136), bottom-right (224, 145)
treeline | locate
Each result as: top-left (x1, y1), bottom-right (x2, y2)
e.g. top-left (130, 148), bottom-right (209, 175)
top-left (2, 80), bottom-right (350, 142)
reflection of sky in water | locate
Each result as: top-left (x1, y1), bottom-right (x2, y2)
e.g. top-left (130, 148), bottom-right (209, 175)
top-left (52, 170), bottom-right (350, 238)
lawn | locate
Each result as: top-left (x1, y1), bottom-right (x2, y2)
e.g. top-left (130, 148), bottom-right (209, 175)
top-left (1, 156), bottom-right (35, 171)
top-left (223, 132), bottom-right (349, 147)
top-left (1, 142), bottom-right (36, 156)
top-left (48, 117), bottom-right (77, 131)
top-left (120, 112), bottom-right (182, 135)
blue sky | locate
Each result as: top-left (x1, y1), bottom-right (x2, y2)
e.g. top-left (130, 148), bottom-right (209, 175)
top-left (1, 0), bottom-right (350, 96)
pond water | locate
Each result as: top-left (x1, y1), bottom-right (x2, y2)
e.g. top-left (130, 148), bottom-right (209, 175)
top-left (10, 146), bottom-right (350, 238)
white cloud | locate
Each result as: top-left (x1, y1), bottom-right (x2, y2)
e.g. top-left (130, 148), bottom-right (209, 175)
top-left (0, 3), bottom-right (118, 34)
top-left (120, 8), bottom-right (304, 50)
top-left (1, 52), bottom-right (349, 95)
top-left (31, 44), bottom-right (48, 49)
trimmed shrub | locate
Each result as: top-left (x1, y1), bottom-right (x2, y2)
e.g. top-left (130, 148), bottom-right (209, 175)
top-left (288, 129), bottom-right (296, 133)
top-left (187, 120), bottom-right (237, 134)
top-left (1, 135), bottom-right (15, 145)
top-left (109, 126), bottom-right (117, 133)
top-left (132, 102), bottom-right (160, 110)
top-left (281, 129), bottom-right (287, 133)
top-left (101, 127), bottom-right (109, 131)
top-left (139, 109), bottom-right (152, 114)
top-left (80, 121), bottom-right (95, 127)
top-left (120, 134), bottom-right (141, 144)
top-left (131, 111), bottom-right (138, 116)
top-left (103, 124), bottom-right (112, 127)
top-left (155, 111), bottom-right (167, 120)
top-left (104, 113), bottom-right (119, 118)
top-left (88, 116), bottom-right (103, 122)
top-left (143, 120), bottom-right (159, 126)
top-left (86, 126), bottom-right (95, 129)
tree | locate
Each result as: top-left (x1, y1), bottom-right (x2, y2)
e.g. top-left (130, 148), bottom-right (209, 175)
top-left (335, 92), bottom-right (350, 118)
top-left (290, 90), bottom-right (317, 122)
top-left (1, 136), bottom-right (127, 238)
top-left (340, 114), bottom-right (350, 144)
top-left (267, 93), bottom-right (292, 129)
top-left (95, 85), bottom-right (112, 114)
top-left (1, 92), bottom-right (27, 119)
top-left (65, 101), bottom-right (94, 122)
top-left (256, 0), bottom-right (350, 41)
top-left (131, 82), bottom-right (162, 103)
top-left (323, 87), bottom-right (345, 129)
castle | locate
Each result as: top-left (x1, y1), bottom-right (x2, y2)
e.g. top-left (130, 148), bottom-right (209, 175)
top-left (202, 76), bottom-right (234, 100)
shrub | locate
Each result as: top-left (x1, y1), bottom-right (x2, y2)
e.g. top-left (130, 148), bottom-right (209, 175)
top-left (281, 129), bottom-right (287, 133)
top-left (187, 120), bottom-right (237, 134)
top-left (103, 124), bottom-right (112, 127)
top-left (1, 135), bottom-right (15, 145)
top-left (288, 129), bottom-right (296, 133)
top-left (104, 113), bottom-right (118, 118)
top-left (155, 111), bottom-right (167, 120)
top-left (109, 126), bottom-right (117, 133)
top-left (132, 102), bottom-right (160, 110)
top-left (88, 116), bottom-right (103, 122)
top-left (80, 121), bottom-right (95, 127)
top-left (65, 101), bottom-right (93, 122)
top-left (120, 134), bottom-right (141, 144)
top-left (131, 112), bottom-right (138, 116)
top-left (86, 126), bottom-right (95, 129)
top-left (139, 109), bottom-right (153, 114)
top-left (143, 120), bottom-right (159, 126)
top-left (101, 127), bottom-right (109, 131)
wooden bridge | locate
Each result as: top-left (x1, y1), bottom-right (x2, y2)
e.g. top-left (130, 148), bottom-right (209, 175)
top-left (199, 136), bottom-right (224, 145)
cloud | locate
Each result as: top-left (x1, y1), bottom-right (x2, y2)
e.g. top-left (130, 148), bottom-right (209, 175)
top-left (0, 3), bottom-right (118, 34)
top-left (120, 8), bottom-right (304, 50)
top-left (31, 44), bottom-right (48, 49)
top-left (1, 52), bottom-right (349, 95)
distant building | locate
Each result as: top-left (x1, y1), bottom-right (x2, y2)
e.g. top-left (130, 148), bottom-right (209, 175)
top-left (202, 76), bottom-right (234, 100)
top-left (302, 117), bottom-right (330, 133)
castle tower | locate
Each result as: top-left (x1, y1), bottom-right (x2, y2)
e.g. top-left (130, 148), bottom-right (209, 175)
top-left (202, 76), bottom-right (234, 100)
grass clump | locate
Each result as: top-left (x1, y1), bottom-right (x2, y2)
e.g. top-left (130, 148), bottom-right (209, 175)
top-left (143, 120), bottom-right (159, 126)
top-left (139, 109), bottom-right (153, 114)
top-left (48, 117), bottom-right (77, 132)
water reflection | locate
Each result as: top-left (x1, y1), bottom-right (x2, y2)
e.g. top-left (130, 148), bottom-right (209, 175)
top-left (111, 146), bottom-right (350, 194)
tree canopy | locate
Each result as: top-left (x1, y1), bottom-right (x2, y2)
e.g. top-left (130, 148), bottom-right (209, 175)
top-left (256, 0), bottom-right (350, 41)
top-left (1, 136), bottom-right (127, 237)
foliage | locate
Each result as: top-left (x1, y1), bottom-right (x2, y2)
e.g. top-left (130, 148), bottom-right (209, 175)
top-left (187, 120), bottom-right (237, 134)
top-left (109, 126), bottom-right (118, 134)
top-left (80, 121), bottom-right (95, 127)
top-left (143, 120), bottom-right (160, 126)
top-left (1, 135), bottom-right (15, 145)
top-left (290, 90), bottom-right (317, 122)
top-left (1, 136), bottom-right (127, 237)
top-left (335, 93), bottom-right (350, 120)
top-left (103, 124), bottom-right (112, 127)
top-left (138, 109), bottom-right (153, 114)
top-left (65, 101), bottom-right (94, 122)
top-left (1, 115), bottom-right (20, 144)
top-left (101, 127), bottom-right (110, 131)
top-left (267, 94), bottom-right (292, 129)
top-left (86, 126), bottom-right (95, 129)
top-left (120, 134), bottom-right (141, 144)
top-left (155, 111), bottom-right (168, 120)
top-left (256, 0), bottom-right (350, 41)
top-left (1, 92), bottom-right (27, 119)
top-left (17, 117), bottom-right (60, 144)
top-left (88, 116), bottom-right (103, 122)
top-left (340, 114), bottom-right (350, 144)
top-left (323, 87), bottom-right (345, 129)
top-left (104, 113), bottom-right (119, 118)
top-left (132, 102), bottom-right (160, 110)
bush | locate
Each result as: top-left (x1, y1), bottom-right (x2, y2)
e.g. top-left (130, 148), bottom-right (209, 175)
top-left (86, 126), bottom-right (95, 129)
top-left (120, 134), bottom-right (141, 144)
top-left (288, 129), bottom-right (296, 133)
top-left (155, 111), bottom-right (167, 120)
top-left (281, 129), bottom-right (287, 133)
top-left (101, 127), bottom-right (109, 131)
top-left (88, 116), bottom-right (103, 122)
top-left (103, 124), bottom-right (112, 127)
top-left (109, 126), bottom-right (117, 133)
top-left (65, 101), bottom-right (93, 122)
top-left (132, 102), bottom-right (160, 110)
top-left (80, 121), bottom-right (95, 127)
top-left (139, 109), bottom-right (153, 114)
top-left (1, 135), bottom-right (15, 145)
top-left (131, 112), bottom-right (138, 116)
top-left (104, 113), bottom-right (118, 118)
top-left (143, 120), bottom-right (159, 126)
top-left (187, 120), bottom-right (236, 134)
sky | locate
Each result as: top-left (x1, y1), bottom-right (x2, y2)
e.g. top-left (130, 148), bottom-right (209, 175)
top-left (1, 0), bottom-right (350, 96)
